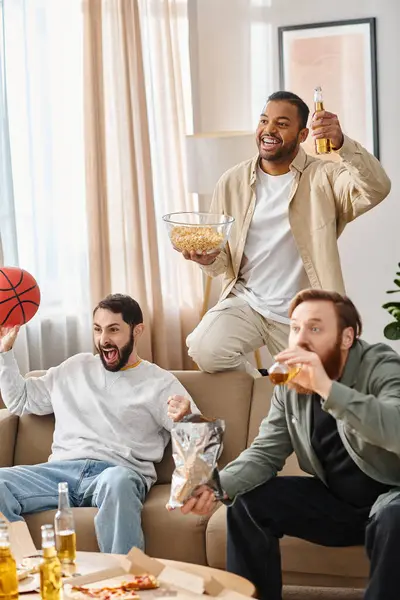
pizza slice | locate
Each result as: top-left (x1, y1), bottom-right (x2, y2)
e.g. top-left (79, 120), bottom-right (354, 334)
top-left (64, 584), bottom-right (140, 600)
top-left (127, 575), bottom-right (159, 590)
top-left (64, 575), bottom-right (159, 600)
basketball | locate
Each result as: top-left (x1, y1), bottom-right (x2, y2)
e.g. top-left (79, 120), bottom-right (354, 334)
top-left (0, 267), bottom-right (41, 327)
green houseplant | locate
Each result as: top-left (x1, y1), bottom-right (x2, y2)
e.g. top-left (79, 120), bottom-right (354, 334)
top-left (383, 262), bottom-right (400, 340)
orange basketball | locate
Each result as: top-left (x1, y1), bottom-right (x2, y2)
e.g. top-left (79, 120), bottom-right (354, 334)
top-left (0, 267), bottom-right (41, 327)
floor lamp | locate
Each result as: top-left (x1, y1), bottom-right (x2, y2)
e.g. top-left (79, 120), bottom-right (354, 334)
top-left (185, 131), bottom-right (262, 370)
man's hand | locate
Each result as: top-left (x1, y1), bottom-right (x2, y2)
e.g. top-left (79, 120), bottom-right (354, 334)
top-left (174, 247), bottom-right (221, 266)
top-left (167, 395), bottom-right (191, 422)
top-left (0, 326), bottom-right (20, 353)
top-left (180, 485), bottom-right (217, 516)
top-left (311, 110), bottom-right (344, 150)
top-left (274, 346), bottom-right (333, 399)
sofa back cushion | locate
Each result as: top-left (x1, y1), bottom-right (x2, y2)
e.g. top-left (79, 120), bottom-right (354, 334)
top-left (14, 413), bottom-right (55, 466)
top-left (248, 377), bottom-right (303, 477)
top-left (13, 370), bottom-right (254, 484)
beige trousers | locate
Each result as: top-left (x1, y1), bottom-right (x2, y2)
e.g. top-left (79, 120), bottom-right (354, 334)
top-left (187, 296), bottom-right (290, 378)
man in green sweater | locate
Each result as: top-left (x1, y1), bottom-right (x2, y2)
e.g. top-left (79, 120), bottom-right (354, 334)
top-left (182, 289), bottom-right (400, 600)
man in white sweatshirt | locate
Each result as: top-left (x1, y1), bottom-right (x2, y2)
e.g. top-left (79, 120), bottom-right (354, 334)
top-left (0, 293), bottom-right (197, 553)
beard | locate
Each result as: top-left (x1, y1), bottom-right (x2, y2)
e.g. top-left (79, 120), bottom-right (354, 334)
top-left (97, 329), bottom-right (135, 372)
top-left (258, 135), bottom-right (300, 163)
top-left (288, 333), bottom-right (343, 395)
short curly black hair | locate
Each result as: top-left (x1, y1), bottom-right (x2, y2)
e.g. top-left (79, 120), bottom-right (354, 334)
top-left (93, 294), bottom-right (143, 326)
top-left (266, 91), bottom-right (310, 129)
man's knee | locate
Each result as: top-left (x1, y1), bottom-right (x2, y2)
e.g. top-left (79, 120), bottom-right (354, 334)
top-left (95, 467), bottom-right (145, 499)
top-left (190, 347), bottom-right (235, 373)
top-left (374, 501), bottom-right (400, 535)
top-left (230, 478), bottom-right (294, 521)
top-left (0, 479), bottom-right (22, 521)
top-left (0, 467), bottom-right (15, 483)
top-left (187, 328), bottom-right (240, 373)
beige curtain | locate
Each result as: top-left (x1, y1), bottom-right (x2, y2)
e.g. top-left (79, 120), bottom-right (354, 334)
top-left (83, 0), bottom-right (203, 369)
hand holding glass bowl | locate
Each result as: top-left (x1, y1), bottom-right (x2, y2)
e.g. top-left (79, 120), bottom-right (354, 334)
top-left (162, 212), bottom-right (235, 264)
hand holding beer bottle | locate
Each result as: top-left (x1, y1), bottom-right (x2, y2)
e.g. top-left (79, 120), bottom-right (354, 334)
top-left (312, 86), bottom-right (344, 153)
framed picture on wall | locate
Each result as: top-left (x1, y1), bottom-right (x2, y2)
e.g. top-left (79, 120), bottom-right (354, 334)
top-left (278, 18), bottom-right (379, 159)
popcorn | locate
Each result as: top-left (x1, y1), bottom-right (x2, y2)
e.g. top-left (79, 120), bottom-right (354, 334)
top-left (170, 225), bottom-right (224, 253)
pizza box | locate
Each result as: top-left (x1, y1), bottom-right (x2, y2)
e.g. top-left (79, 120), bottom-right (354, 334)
top-left (63, 548), bottom-right (252, 599)
top-left (0, 511), bottom-right (37, 565)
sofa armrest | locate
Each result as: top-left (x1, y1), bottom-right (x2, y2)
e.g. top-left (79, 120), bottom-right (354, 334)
top-left (0, 409), bottom-right (19, 467)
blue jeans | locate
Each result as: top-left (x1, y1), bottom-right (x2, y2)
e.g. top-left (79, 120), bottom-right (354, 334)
top-left (0, 460), bottom-right (147, 554)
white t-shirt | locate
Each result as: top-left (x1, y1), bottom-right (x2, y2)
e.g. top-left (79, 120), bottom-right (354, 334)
top-left (232, 167), bottom-right (309, 324)
top-left (0, 351), bottom-right (198, 489)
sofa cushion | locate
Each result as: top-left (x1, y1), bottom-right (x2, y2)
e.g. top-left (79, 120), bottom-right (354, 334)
top-left (205, 504), bottom-right (226, 569)
top-left (24, 484), bottom-right (210, 564)
top-left (0, 410), bottom-right (19, 467)
top-left (173, 371), bottom-right (253, 469)
top-left (154, 442), bottom-right (174, 485)
top-left (279, 535), bottom-right (369, 579)
top-left (142, 483), bottom-right (216, 565)
top-left (14, 414), bottom-right (55, 466)
top-left (24, 484), bottom-right (211, 564)
top-left (206, 504), bottom-right (369, 580)
top-left (25, 507), bottom-right (99, 551)
top-left (247, 376), bottom-right (275, 447)
top-left (15, 368), bottom-right (50, 463)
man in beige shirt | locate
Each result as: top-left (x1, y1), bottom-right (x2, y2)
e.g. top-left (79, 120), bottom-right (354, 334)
top-left (182, 91), bottom-right (391, 377)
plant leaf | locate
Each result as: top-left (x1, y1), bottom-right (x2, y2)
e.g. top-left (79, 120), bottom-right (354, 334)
top-left (382, 302), bottom-right (400, 309)
top-left (394, 279), bottom-right (400, 288)
top-left (386, 290), bottom-right (400, 294)
top-left (384, 322), bottom-right (400, 340)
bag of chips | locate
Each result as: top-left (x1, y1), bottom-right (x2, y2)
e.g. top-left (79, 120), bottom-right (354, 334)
top-left (166, 414), bottom-right (225, 510)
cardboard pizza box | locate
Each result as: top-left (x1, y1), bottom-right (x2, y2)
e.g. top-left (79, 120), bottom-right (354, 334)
top-left (63, 548), bottom-right (252, 599)
top-left (0, 511), bottom-right (37, 565)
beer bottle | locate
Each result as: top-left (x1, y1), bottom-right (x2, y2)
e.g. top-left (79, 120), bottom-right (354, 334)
top-left (314, 86), bottom-right (332, 154)
top-left (39, 524), bottom-right (61, 600)
top-left (54, 482), bottom-right (76, 565)
top-left (0, 520), bottom-right (18, 600)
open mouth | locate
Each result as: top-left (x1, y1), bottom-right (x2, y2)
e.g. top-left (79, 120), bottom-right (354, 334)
top-left (101, 347), bottom-right (119, 365)
top-left (260, 135), bottom-right (282, 151)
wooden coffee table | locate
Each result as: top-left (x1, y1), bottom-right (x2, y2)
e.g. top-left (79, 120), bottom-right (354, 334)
top-left (21, 551), bottom-right (255, 598)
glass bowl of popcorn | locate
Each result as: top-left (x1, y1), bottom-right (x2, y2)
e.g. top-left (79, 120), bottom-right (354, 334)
top-left (162, 212), bottom-right (235, 254)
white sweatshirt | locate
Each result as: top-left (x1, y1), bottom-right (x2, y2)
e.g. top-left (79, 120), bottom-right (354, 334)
top-left (0, 351), bottom-right (198, 488)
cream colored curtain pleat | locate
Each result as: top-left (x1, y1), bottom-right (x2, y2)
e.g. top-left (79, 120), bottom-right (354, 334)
top-left (82, 0), bottom-right (202, 369)
top-left (83, 0), bottom-right (111, 303)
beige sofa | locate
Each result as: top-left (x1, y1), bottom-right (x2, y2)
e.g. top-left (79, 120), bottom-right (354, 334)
top-left (0, 370), bottom-right (368, 590)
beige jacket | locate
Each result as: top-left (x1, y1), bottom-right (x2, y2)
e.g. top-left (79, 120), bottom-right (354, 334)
top-left (203, 136), bottom-right (391, 298)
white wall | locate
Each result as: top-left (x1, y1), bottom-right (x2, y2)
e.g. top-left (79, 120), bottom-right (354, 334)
top-left (189, 0), bottom-right (400, 351)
